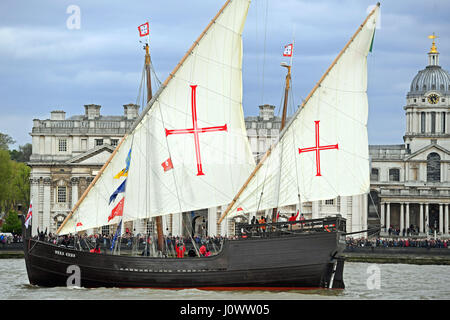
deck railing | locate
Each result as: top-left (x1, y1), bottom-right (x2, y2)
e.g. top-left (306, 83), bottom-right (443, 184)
top-left (234, 216), bottom-right (346, 239)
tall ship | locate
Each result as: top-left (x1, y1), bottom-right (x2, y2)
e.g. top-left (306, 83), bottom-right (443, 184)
top-left (22, 0), bottom-right (380, 289)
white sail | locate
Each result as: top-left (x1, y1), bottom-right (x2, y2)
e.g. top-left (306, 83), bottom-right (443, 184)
top-left (221, 5), bottom-right (379, 220)
top-left (58, 0), bottom-right (255, 235)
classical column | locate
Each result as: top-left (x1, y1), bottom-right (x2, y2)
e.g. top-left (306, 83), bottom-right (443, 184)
top-left (30, 177), bottom-right (40, 237)
top-left (439, 204), bottom-right (444, 234)
top-left (71, 177), bottom-right (79, 208)
top-left (400, 203), bottom-right (404, 235)
top-left (171, 213), bottom-right (183, 237)
top-left (43, 177), bottom-right (52, 232)
top-left (312, 201), bottom-right (319, 219)
top-left (386, 203), bottom-right (391, 232)
top-left (208, 207), bottom-right (218, 236)
top-left (405, 203), bottom-right (410, 234)
top-left (425, 204), bottom-right (429, 234)
top-left (380, 202), bottom-right (385, 230)
top-left (445, 204), bottom-right (449, 235)
top-left (420, 203), bottom-right (424, 234)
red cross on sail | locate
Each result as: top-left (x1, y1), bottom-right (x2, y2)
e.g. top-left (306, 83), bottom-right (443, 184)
top-left (298, 120), bottom-right (338, 176)
top-left (165, 85), bottom-right (228, 176)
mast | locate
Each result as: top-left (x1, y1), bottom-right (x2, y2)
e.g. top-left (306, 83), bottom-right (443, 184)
top-left (218, 2), bottom-right (380, 224)
top-left (271, 62), bottom-right (291, 222)
top-left (144, 41), bottom-right (164, 252)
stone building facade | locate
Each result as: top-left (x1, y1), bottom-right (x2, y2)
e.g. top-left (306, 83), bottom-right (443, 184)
top-left (28, 104), bottom-right (139, 236)
top-left (371, 40), bottom-right (450, 237)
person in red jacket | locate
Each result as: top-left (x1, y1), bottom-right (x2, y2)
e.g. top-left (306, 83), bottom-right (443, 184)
top-left (90, 244), bottom-right (101, 253)
top-left (288, 210), bottom-right (300, 222)
top-left (175, 242), bottom-right (186, 258)
top-left (288, 210), bottom-right (300, 229)
top-left (199, 245), bottom-right (207, 256)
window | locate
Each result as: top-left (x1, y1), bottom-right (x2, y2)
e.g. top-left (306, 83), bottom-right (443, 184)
top-left (389, 169), bottom-right (400, 182)
top-left (413, 98), bottom-right (417, 103)
top-left (111, 139), bottom-right (119, 147)
top-left (95, 139), bottom-right (103, 146)
top-left (442, 112), bottom-right (446, 134)
top-left (427, 153), bottom-right (441, 182)
top-left (370, 168), bottom-right (379, 181)
top-left (101, 225), bottom-right (110, 236)
top-left (57, 186), bottom-right (67, 203)
top-left (421, 112), bottom-right (425, 133)
top-left (81, 138), bottom-right (87, 150)
top-left (58, 139), bottom-right (67, 152)
top-left (324, 199), bottom-right (335, 205)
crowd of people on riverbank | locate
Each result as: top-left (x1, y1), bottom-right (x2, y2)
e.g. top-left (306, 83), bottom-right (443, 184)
top-left (346, 237), bottom-right (450, 249)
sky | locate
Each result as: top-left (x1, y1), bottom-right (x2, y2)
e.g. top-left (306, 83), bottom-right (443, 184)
top-left (0, 0), bottom-right (449, 149)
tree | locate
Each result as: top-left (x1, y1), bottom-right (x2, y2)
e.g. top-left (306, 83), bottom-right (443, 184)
top-left (0, 150), bottom-right (12, 213)
top-left (10, 143), bottom-right (32, 163)
top-left (0, 132), bottom-right (15, 150)
top-left (0, 149), bottom-right (30, 213)
top-left (8, 161), bottom-right (30, 210)
top-left (1, 210), bottom-right (22, 235)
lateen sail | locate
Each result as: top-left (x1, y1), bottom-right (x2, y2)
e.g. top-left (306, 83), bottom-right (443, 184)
top-left (220, 5), bottom-right (380, 221)
top-left (58, 0), bottom-right (255, 235)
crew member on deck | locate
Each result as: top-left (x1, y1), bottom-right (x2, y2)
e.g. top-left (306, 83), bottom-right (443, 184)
top-left (175, 241), bottom-right (186, 258)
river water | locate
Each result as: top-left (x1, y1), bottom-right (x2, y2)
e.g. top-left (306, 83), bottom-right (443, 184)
top-left (1, 259), bottom-right (449, 300)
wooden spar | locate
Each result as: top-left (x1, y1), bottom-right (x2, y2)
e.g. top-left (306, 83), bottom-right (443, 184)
top-left (280, 65), bottom-right (291, 131)
top-left (57, 0), bottom-right (238, 235)
top-left (56, 135), bottom-right (128, 234)
top-left (145, 43), bottom-right (153, 103)
top-left (217, 3), bottom-right (380, 224)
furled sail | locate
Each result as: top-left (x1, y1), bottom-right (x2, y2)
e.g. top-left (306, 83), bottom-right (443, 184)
top-left (58, 0), bottom-right (255, 235)
top-left (219, 4), bottom-right (380, 222)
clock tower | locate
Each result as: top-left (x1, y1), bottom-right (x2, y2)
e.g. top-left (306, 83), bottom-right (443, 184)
top-left (404, 34), bottom-right (450, 154)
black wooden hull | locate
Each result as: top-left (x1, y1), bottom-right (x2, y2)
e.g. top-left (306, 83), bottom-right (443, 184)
top-left (23, 230), bottom-right (346, 289)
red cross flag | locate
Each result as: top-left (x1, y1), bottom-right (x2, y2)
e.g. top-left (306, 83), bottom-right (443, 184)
top-left (283, 43), bottom-right (293, 57)
top-left (161, 157), bottom-right (174, 172)
top-left (24, 201), bottom-right (32, 229)
top-left (138, 22), bottom-right (149, 37)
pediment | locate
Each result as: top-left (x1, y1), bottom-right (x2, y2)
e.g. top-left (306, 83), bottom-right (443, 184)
top-left (66, 145), bottom-right (115, 165)
top-left (406, 144), bottom-right (450, 161)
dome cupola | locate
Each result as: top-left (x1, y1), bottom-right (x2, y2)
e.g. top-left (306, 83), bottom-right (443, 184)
top-left (408, 34), bottom-right (450, 97)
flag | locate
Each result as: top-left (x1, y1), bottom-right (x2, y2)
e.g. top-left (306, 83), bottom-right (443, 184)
top-left (161, 157), bottom-right (173, 172)
top-left (276, 211), bottom-right (280, 221)
top-left (114, 168), bottom-right (128, 179)
top-left (24, 202), bottom-right (32, 229)
top-left (108, 197), bottom-right (125, 222)
top-left (237, 207), bottom-right (243, 212)
top-left (138, 22), bottom-right (149, 37)
top-left (283, 43), bottom-right (293, 57)
top-left (110, 219), bottom-right (123, 251)
top-left (109, 179), bottom-right (127, 205)
top-left (76, 222), bottom-right (83, 227)
top-left (125, 148), bottom-right (132, 171)
top-left (369, 30), bottom-right (375, 53)
top-left (114, 148), bottom-right (132, 179)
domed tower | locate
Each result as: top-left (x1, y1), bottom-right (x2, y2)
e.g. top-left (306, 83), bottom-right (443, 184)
top-left (404, 34), bottom-right (450, 153)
